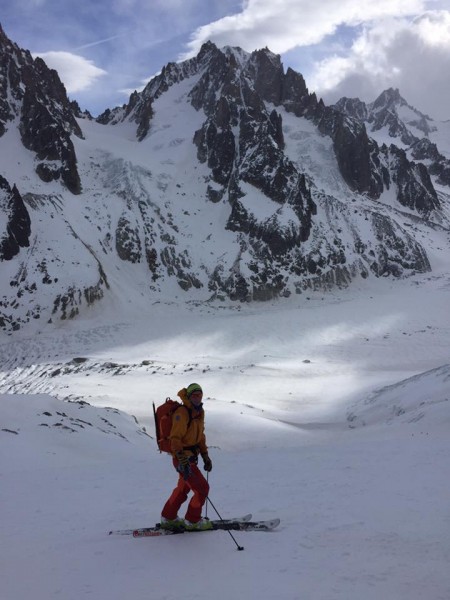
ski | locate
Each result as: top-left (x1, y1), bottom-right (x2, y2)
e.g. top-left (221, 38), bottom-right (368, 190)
top-left (108, 513), bottom-right (253, 537)
top-left (214, 518), bottom-right (280, 532)
top-left (130, 517), bottom-right (280, 538)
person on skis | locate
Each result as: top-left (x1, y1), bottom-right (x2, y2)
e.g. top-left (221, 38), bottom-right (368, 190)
top-left (160, 383), bottom-right (213, 531)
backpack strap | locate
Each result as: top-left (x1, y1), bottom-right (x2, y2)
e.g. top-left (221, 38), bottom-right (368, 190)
top-left (174, 403), bottom-right (192, 427)
top-left (175, 405), bottom-right (199, 455)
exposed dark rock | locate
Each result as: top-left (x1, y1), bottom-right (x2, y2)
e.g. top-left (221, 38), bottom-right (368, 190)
top-left (281, 67), bottom-right (316, 116)
top-left (193, 97), bottom-right (236, 186)
top-left (69, 99), bottom-right (93, 120)
top-left (369, 212), bottom-right (430, 275)
top-left (115, 215), bottom-right (142, 263)
top-left (386, 145), bottom-right (440, 215)
top-left (96, 107), bottom-right (115, 124)
top-left (160, 246), bottom-right (203, 291)
top-left (410, 138), bottom-right (441, 162)
top-left (368, 88), bottom-right (419, 145)
top-left (0, 176), bottom-right (31, 261)
top-left (136, 98), bottom-right (154, 141)
top-left (334, 97), bottom-right (368, 121)
top-left (247, 48), bottom-right (284, 105)
top-left (411, 138), bottom-right (450, 187)
top-left (0, 25), bottom-right (83, 194)
top-left (315, 105), bottom-right (386, 198)
top-left (189, 44), bottom-right (316, 264)
top-left (435, 164), bottom-right (450, 186)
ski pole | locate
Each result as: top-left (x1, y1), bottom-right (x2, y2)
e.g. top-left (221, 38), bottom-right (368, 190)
top-left (206, 495), bottom-right (244, 552)
top-left (205, 472), bottom-right (208, 520)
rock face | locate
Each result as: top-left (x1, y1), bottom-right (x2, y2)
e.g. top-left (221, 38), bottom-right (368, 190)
top-left (0, 25), bottom-right (82, 193)
top-left (410, 139), bottom-right (450, 187)
top-left (334, 87), bottom-right (450, 197)
top-left (190, 48), bottom-right (316, 238)
top-left (386, 145), bottom-right (439, 215)
top-left (315, 105), bottom-right (387, 198)
top-left (107, 42), bottom-right (442, 302)
top-left (0, 176), bottom-right (31, 260)
top-left (0, 32), bottom-right (449, 331)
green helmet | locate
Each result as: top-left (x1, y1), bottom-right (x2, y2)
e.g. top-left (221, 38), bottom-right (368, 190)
top-left (186, 383), bottom-right (203, 398)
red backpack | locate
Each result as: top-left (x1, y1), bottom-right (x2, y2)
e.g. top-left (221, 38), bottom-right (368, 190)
top-left (152, 398), bottom-right (191, 453)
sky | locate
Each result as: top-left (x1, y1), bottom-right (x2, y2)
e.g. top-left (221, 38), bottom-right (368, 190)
top-left (2, 0), bottom-right (450, 119)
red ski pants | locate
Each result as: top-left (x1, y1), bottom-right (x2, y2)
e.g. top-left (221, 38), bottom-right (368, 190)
top-left (161, 459), bottom-right (209, 523)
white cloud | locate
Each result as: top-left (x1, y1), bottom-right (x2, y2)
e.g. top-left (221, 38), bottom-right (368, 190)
top-left (413, 9), bottom-right (450, 47)
top-left (309, 11), bottom-right (450, 120)
top-left (34, 51), bottom-right (107, 93)
top-left (181, 0), bottom-right (427, 57)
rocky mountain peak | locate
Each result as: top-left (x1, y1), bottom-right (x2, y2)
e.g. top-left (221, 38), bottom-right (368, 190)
top-left (334, 97), bottom-right (368, 121)
top-left (368, 87), bottom-right (435, 143)
top-left (0, 25), bottom-right (82, 193)
top-left (371, 87), bottom-right (405, 111)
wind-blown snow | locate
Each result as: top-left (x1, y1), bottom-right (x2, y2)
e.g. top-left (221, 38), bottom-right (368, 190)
top-left (1, 271), bottom-right (450, 600)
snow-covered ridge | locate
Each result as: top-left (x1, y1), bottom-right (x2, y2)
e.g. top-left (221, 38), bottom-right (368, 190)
top-left (347, 364), bottom-right (450, 427)
top-left (1, 392), bottom-right (149, 441)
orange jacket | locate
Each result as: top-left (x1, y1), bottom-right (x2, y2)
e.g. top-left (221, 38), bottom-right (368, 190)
top-left (169, 388), bottom-right (208, 457)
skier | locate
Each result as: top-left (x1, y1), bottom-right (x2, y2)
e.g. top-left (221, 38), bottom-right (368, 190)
top-left (160, 383), bottom-right (213, 531)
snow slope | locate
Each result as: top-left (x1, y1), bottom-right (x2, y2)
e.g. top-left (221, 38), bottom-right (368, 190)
top-left (1, 271), bottom-right (450, 599)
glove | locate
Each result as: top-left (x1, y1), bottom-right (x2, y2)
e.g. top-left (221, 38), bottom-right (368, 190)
top-left (202, 453), bottom-right (212, 472)
top-left (176, 451), bottom-right (191, 479)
